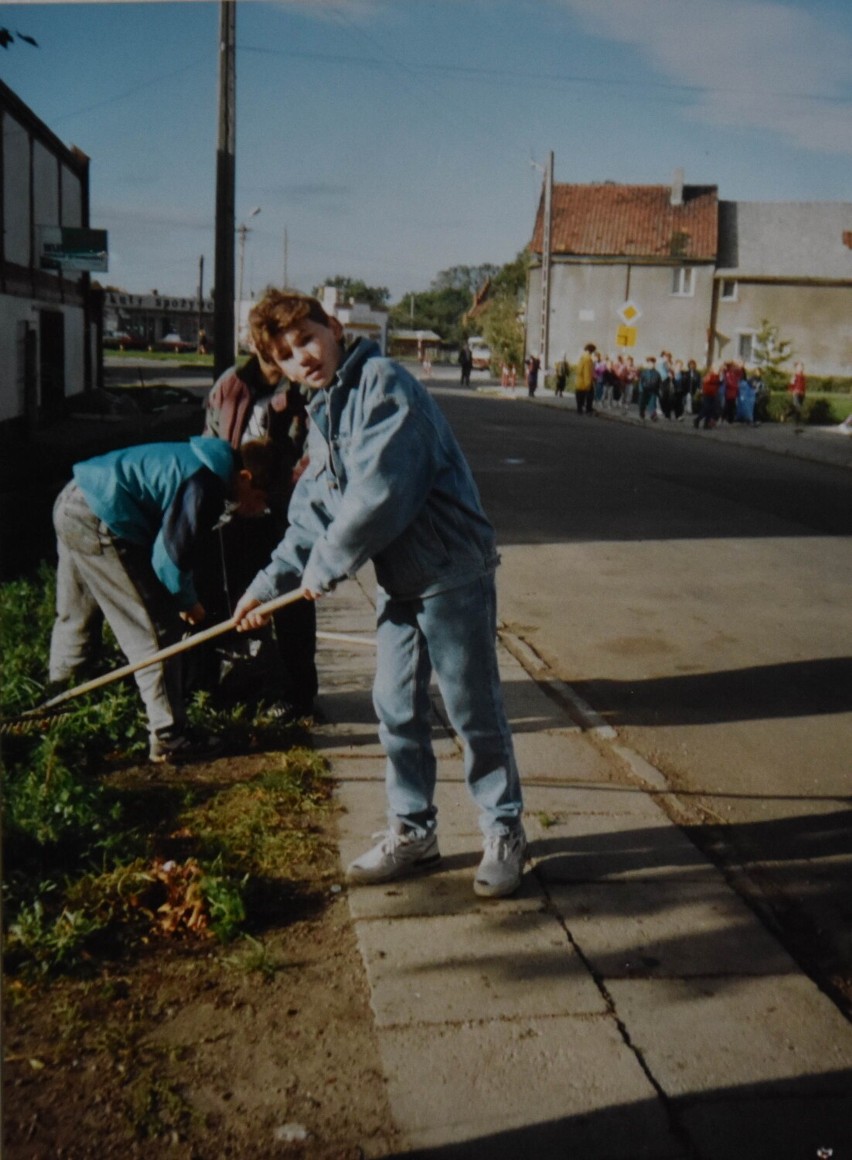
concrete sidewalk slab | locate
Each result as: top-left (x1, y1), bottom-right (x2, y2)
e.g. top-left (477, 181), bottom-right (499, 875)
top-left (379, 1016), bottom-right (683, 1158)
top-left (355, 908), bottom-right (608, 1025)
top-left (545, 879), bottom-right (801, 977)
top-left (607, 975), bottom-right (852, 1096)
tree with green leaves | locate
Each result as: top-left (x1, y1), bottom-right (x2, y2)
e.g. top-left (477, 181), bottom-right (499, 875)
top-left (431, 264), bottom-right (501, 297)
top-left (389, 284), bottom-right (470, 344)
top-left (468, 251), bottom-right (530, 371)
top-left (388, 264), bottom-right (508, 346)
top-left (752, 318), bottom-right (793, 390)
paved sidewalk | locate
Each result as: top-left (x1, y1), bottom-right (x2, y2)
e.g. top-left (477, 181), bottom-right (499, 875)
top-left (311, 575), bottom-right (852, 1160)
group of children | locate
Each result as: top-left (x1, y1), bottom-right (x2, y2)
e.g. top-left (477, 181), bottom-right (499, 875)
top-left (692, 360), bottom-right (774, 429)
top-left (552, 347), bottom-right (786, 428)
top-left (48, 289), bottom-right (527, 898)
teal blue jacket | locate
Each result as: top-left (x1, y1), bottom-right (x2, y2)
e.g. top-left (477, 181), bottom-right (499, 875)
top-left (72, 436), bottom-right (235, 608)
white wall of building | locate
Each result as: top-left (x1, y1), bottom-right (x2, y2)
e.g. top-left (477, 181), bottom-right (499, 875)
top-left (529, 260), bottom-right (715, 368)
top-left (0, 295), bottom-right (86, 423)
top-left (1, 81), bottom-right (94, 431)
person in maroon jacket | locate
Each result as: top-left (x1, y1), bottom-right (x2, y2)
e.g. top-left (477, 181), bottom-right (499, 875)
top-left (694, 364), bottom-right (721, 430)
top-left (721, 360), bottom-right (742, 425)
top-left (196, 351), bottom-right (317, 720)
top-left (789, 361), bottom-right (807, 425)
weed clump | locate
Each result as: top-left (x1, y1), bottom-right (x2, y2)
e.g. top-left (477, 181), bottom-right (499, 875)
top-left (1, 568), bottom-right (332, 978)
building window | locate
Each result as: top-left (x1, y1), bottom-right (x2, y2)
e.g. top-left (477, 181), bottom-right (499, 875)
top-left (738, 331), bottom-right (756, 363)
top-left (720, 279), bottom-right (738, 301)
top-left (671, 267), bottom-right (695, 297)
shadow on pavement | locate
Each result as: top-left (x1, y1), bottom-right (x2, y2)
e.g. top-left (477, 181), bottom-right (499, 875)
top-left (573, 657), bottom-right (852, 727)
top-left (392, 1069), bottom-right (852, 1160)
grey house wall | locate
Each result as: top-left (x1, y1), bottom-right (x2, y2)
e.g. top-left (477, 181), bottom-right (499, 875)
top-left (714, 281), bottom-right (852, 376)
top-left (714, 201), bottom-right (852, 377)
top-left (527, 259), bottom-right (715, 367)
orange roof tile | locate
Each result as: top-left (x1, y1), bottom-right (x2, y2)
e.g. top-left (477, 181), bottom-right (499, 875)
top-left (531, 183), bottom-right (718, 260)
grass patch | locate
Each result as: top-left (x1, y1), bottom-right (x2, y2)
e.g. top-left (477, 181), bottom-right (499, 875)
top-left (764, 386), bottom-right (852, 425)
top-left (104, 348), bottom-right (215, 369)
top-left (2, 567), bottom-right (334, 979)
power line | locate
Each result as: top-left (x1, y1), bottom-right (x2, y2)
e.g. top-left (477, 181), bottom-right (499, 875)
top-left (38, 52), bottom-right (212, 126)
top-left (238, 43), bottom-right (851, 107)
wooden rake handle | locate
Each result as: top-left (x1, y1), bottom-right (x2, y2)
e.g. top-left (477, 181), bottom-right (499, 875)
top-left (39, 587), bottom-right (309, 713)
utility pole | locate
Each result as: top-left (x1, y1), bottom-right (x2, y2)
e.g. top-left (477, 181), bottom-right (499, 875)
top-left (213, 0), bottom-right (236, 378)
top-left (538, 150), bottom-right (554, 374)
top-left (283, 227), bottom-right (288, 286)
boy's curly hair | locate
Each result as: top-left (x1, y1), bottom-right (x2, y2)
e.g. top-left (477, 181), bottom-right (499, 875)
top-left (248, 290), bottom-right (330, 362)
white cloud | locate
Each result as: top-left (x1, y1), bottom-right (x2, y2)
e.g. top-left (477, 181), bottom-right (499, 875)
top-left (560, 0), bottom-right (852, 155)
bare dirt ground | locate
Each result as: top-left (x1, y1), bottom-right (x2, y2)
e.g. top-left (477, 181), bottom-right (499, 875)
top-left (3, 753), bottom-right (404, 1160)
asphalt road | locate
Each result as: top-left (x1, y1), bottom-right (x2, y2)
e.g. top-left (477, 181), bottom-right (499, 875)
top-left (432, 381), bottom-right (852, 1008)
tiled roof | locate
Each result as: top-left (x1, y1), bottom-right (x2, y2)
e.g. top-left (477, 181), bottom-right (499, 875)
top-left (531, 183), bottom-right (718, 260)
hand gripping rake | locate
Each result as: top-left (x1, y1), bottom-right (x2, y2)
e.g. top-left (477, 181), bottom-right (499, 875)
top-left (1, 588), bottom-right (374, 737)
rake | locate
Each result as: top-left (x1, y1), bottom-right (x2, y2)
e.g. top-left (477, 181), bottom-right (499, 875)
top-left (0, 588), bottom-right (375, 736)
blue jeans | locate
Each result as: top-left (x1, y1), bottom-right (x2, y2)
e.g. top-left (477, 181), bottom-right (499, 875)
top-left (373, 574), bottom-right (524, 838)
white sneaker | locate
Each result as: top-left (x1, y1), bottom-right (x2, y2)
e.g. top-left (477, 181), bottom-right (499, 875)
top-left (474, 828), bottom-right (527, 898)
top-left (346, 828), bottom-right (441, 884)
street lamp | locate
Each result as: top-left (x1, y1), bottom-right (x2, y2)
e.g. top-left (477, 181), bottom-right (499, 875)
top-left (235, 205), bottom-right (261, 353)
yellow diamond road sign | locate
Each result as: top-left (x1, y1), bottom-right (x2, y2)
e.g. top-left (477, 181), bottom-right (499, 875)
top-left (617, 300), bottom-right (642, 325)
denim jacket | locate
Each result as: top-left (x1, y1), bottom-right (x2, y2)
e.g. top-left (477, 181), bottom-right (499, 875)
top-left (246, 340), bottom-right (499, 603)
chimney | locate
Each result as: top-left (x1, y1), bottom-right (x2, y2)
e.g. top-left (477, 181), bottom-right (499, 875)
top-left (670, 168), bottom-right (684, 207)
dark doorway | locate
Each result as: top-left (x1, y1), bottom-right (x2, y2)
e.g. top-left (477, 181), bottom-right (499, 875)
top-left (16, 320), bottom-right (38, 433)
top-left (38, 309), bottom-right (66, 424)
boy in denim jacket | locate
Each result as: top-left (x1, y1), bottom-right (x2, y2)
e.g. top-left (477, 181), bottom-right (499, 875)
top-left (233, 291), bottom-right (526, 897)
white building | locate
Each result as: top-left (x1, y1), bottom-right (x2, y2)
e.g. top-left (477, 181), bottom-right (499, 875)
top-left (0, 79), bottom-right (103, 435)
top-left (321, 286), bottom-right (388, 353)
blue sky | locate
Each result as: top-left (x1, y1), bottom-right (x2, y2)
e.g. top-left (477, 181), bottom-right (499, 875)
top-left (3, 0), bottom-right (851, 303)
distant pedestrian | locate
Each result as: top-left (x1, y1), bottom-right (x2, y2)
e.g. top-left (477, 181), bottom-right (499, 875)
top-left (694, 365), bottom-right (721, 429)
top-left (736, 369), bottom-right (758, 425)
top-left (525, 354), bottom-right (540, 397)
top-left (721, 361), bottom-right (742, 424)
top-left (658, 351), bottom-right (674, 418)
top-left (638, 356), bottom-right (662, 421)
top-left (575, 342), bottom-right (595, 414)
top-left (593, 352), bottom-right (606, 406)
top-left (619, 355), bottom-right (638, 410)
top-left (458, 343), bottom-right (473, 387)
top-left (554, 354), bottom-right (569, 398)
top-left (789, 361), bottom-right (807, 424)
top-left (680, 359), bottom-right (701, 417)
